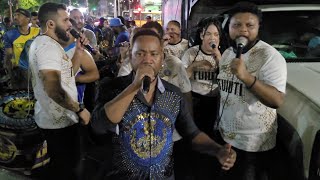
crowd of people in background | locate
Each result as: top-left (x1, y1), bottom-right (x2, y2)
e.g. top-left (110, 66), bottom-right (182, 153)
top-left (0, 1), bottom-right (290, 180)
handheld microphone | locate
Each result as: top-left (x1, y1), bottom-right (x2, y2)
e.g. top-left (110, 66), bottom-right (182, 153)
top-left (235, 36), bottom-right (248, 58)
top-left (70, 29), bottom-right (96, 55)
top-left (142, 76), bottom-right (151, 94)
top-left (210, 41), bottom-right (216, 49)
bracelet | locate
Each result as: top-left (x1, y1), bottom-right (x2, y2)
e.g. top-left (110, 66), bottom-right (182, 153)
top-left (76, 103), bottom-right (85, 114)
top-left (247, 76), bottom-right (257, 89)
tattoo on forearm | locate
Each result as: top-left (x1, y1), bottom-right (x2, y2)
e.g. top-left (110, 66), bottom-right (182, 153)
top-left (42, 75), bottom-right (78, 112)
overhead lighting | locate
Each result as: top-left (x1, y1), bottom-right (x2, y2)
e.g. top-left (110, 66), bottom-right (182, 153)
top-left (79, 7), bottom-right (88, 13)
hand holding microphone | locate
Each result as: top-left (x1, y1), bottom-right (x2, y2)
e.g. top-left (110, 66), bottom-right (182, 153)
top-left (210, 41), bottom-right (216, 49)
top-left (210, 41), bottom-right (222, 61)
top-left (70, 29), bottom-right (96, 55)
top-left (134, 65), bottom-right (155, 95)
top-left (142, 76), bottom-right (151, 94)
top-left (235, 36), bottom-right (248, 58)
top-left (230, 37), bottom-right (249, 80)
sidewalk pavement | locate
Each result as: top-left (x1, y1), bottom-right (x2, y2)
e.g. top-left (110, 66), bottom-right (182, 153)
top-left (0, 168), bottom-right (31, 180)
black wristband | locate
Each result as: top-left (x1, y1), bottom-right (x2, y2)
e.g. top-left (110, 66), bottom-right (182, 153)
top-left (76, 103), bottom-right (85, 114)
top-left (247, 76), bottom-right (256, 89)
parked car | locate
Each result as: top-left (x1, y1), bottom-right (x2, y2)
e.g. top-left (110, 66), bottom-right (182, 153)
top-left (186, 1), bottom-right (320, 180)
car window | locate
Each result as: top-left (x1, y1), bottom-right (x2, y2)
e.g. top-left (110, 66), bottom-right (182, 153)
top-left (260, 10), bottom-right (320, 60)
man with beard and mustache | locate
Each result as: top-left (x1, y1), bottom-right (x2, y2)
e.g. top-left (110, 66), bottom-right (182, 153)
top-left (216, 2), bottom-right (287, 180)
top-left (28, 2), bottom-right (91, 180)
top-left (164, 20), bottom-right (188, 59)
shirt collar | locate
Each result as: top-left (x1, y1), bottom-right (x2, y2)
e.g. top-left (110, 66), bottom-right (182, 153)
top-left (64, 42), bottom-right (76, 52)
top-left (157, 76), bottom-right (165, 93)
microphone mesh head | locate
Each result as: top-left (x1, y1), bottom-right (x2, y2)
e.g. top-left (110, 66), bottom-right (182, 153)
top-left (236, 36), bottom-right (248, 47)
top-left (209, 41), bottom-right (216, 49)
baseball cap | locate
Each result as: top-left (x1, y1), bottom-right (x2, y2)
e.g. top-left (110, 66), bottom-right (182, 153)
top-left (15, 8), bottom-right (31, 18)
top-left (146, 16), bottom-right (151, 19)
top-left (109, 18), bottom-right (124, 27)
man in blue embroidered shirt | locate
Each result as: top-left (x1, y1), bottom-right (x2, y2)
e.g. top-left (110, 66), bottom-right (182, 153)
top-left (91, 29), bottom-right (236, 179)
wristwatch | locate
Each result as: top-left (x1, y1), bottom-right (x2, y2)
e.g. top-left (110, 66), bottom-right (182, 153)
top-left (76, 103), bottom-right (85, 114)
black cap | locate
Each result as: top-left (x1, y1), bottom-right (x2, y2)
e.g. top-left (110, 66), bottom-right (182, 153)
top-left (15, 8), bottom-right (31, 18)
top-left (99, 17), bottom-right (105, 22)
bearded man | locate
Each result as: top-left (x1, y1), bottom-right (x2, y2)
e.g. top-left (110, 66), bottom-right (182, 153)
top-left (28, 3), bottom-right (91, 179)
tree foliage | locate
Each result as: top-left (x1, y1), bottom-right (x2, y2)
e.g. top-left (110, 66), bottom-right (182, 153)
top-left (0, 0), bottom-right (108, 18)
top-left (19, 0), bottom-right (40, 9)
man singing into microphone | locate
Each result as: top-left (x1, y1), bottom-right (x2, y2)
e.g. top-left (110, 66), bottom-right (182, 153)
top-left (69, 8), bottom-right (97, 48)
top-left (91, 29), bottom-right (236, 179)
top-left (164, 20), bottom-right (189, 59)
top-left (217, 2), bottom-right (287, 180)
top-left (28, 3), bottom-right (91, 179)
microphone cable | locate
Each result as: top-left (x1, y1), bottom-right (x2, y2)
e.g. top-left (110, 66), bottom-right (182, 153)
top-left (216, 37), bottom-right (247, 129)
top-left (214, 74), bottom-right (234, 131)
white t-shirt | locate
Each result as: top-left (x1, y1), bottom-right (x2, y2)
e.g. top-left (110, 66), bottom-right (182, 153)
top-left (217, 40), bottom-right (287, 152)
top-left (160, 54), bottom-right (191, 93)
top-left (164, 38), bottom-right (188, 59)
top-left (182, 45), bottom-right (219, 96)
top-left (117, 57), bottom-right (132, 77)
top-left (29, 36), bottom-right (79, 129)
top-left (160, 54), bottom-right (191, 142)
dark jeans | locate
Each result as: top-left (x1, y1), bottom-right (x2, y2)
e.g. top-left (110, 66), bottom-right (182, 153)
top-left (219, 147), bottom-right (277, 180)
top-left (40, 124), bottom-right (81, 180)
top-left (187, 92), bottom-right (220, 179)
top-left (191, 92), bottom-right (219, 138)
top-left (213, 131), bottom-right (280, 180)
top-left (173, 139), bottom-right (193, 180)
top-left (10, 67), bottom-right (29, 90)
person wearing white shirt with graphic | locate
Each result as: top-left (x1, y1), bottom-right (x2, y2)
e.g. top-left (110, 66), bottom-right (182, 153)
top-left (181, 17), bottom-right (223, 179)
top-left (28, 3), bottom-right (91, 179)
top-left (164, 20), bottom-right (188, 59)
top-left (217, 2), bottom-right (287, 180)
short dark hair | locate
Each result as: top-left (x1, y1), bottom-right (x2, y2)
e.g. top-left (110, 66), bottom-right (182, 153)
top-left (131, 28), bottom-right (162, 47)
top-left (31, 11), bottom-right (38, 17)
top-left (142, 21), bottom-right (164, 37)
top-left (228, 1), bottom-right (262, 24)
top-left (15, 8), bottom-right (31, 18)
top-left (168, 20), bottom-right (181, 29)
top-left (38, 2), bottom-right (67, 28)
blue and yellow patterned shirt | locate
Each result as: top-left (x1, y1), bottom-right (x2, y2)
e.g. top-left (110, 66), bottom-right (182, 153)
top-left (92, 73), bottom-right (199, 179)
top-left (4, 27), bottom-right (40, 66)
